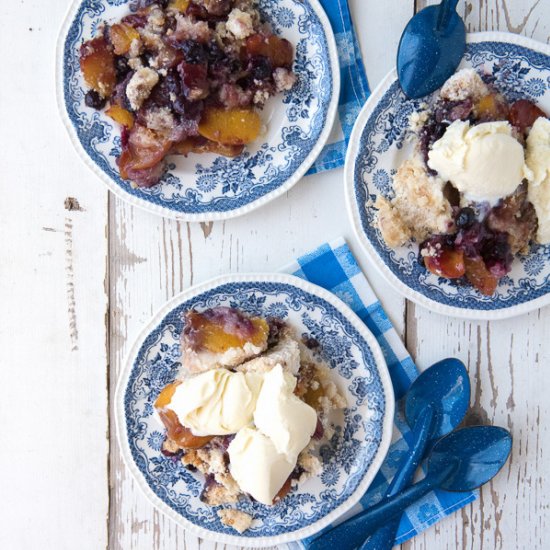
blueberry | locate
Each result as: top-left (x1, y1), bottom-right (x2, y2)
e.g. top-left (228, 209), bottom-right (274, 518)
top-left (419, 120), bottom-right (446, 170)
top-left (249, 55), bottom-right (272, 80)
top-left (228, 57), bottom-right (242, 73)
top-left (84, 90), bottom-right (106, 109)
top-left (483, 243), bottom-right (512, 277)
top-left (456, 207), bottom-right (476, 229)
top-left (206, 41), bottom-right (225, 63)
top-left (435, 99), bottom-right (473, 123)
top-left (177, 39), bottom-right (207, 64)
top-left (482, 235), bottom-right (512, 264)
top-left (115, 56), bottom-right (130, 81)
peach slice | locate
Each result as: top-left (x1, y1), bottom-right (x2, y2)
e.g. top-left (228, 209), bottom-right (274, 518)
top-left (109, 23), bottom-right (141, 56)
top-left (474, 93), bottom-right (509, 121)
top-left (464, 256), bottom-right (498, 296)
top-left (158, 409), bottom-right (213, 449)
top-left (154, 381), bottom-right (181, 409)
top-left (302, 379), bottom-right (325, 411)
top-left (198, 107), bottom-right (261, 146)
top-left (167, 0), bottom-right (190, 12)
top-left (245, 34), bottom-right (294, 68)
top-left (79, 36), bottom-right (116, 98)
top-left (508, 99), bottom-right (547, 133)
top-left (155, 381), bottom-right (213, 449)
top-left (105, 104), bottom-right (134, 128)
top-left (118, 124), bottom-right (172, 179)
top-left (424, 249), bottom-right (466, 279)
top-left (184, 310), bottom-right (269, 354)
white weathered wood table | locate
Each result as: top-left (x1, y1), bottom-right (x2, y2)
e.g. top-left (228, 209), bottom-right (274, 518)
top-left (2, 0), bottom-right (549, 548)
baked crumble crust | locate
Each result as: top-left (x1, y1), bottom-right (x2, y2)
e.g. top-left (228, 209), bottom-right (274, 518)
top-left (374, 156), bottom-right (453, 245)
top-left (217, 509), bottom-right (253, 533)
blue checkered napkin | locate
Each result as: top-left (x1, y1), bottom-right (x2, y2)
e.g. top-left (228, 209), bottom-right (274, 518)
top-left (305, 0), bottom-right (370, 176)
top-left (281, 238), bottom-right (477, 547)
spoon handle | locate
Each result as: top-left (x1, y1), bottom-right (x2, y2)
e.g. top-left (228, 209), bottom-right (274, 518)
top-left (387, 407), bottom-right (434, 495)
top-left (304, 473), bottom-right (445, 550)
top-left (359, 407), bottom-right (435, 550)
top-left (437, 0), bottom-right (459, 30)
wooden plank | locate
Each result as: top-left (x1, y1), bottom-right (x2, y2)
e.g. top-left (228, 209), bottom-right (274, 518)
top-left (107, 1), bottom-right (413, 548)
top-left (403, 1), bottom-right (550, 549)
top-left (0, 2), bottom-right (109, 548)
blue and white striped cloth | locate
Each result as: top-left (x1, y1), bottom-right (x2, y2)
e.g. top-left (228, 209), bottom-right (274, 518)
top-left (306, 0), bottom-right (370, 175)
top-left (282, 239), bottom-right (476, 547)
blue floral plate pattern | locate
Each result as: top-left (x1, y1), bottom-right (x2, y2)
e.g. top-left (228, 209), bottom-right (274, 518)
top-left (115, 273), bottom-right (394, 546)
top-left (57, 0), bottom-right (339, 221)
top-left (345, 33), bottom-right (550, 320)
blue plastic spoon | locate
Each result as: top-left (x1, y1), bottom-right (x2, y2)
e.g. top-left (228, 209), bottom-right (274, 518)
top-left (359, 358), bottom-right (470, 550)
top-left (305, 426), bottom-right (512, 550)
top-left (397, 0), bottom-right (466, 99)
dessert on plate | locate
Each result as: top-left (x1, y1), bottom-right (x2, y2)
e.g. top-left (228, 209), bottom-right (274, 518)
top-left (374, 68), bottom-right (550, 295)
top-left (78, 0), bottom-right (297, 188)
top-left (154, 306), bottom-right (346, 533)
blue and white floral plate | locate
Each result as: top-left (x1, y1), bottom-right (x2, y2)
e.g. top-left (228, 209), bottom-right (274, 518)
top-left (57, 0), bottom-right (339, 221)
top-left (345, 32), bottom-right (550, 320)
top-left (115, 273), bottom-right (394, 546)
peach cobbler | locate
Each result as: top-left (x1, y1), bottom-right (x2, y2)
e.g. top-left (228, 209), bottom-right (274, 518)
top-left (375, 69), bottom-right (550, 295)
top-left (79, 0), bottom-right (297, 187)
top-left (154, 307), bottom-right (345, 533)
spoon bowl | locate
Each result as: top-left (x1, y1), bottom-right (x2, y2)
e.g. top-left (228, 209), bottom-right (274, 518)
top-left (397, 0), bottom-right (466, 98)
top-left (406, 358), bottom-right (471, 440)
top-left (431, 426), bottom-right (513, 491)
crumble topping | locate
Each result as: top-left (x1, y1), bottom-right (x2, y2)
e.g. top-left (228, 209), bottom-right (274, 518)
top-left (161, 437), bottom-right (180, 454)
top-left (236, 332), bottom-right (301, 375)
top-left (128, 37), bottom-right (142, 59)
top-left (253, 89), bottom-right (270, 105)
top-left (174, 13), bottom-right (212, 42)
top-left (440, 68), bottom-right (490, 102)
top-left (375, 157), bottom-right (453, 246)
top-left (128, 56), bottom-right (144, 71)
top-left (143, 106), bottom-right (176, 134)
top-left (296, 451), bottom-right (322, 484)
top-left (226, 8), bottom-right (254, 39)
top-left (217, 509), bottom-right (253, 533)
top-left (126, 68), bottom-right (159, 111)
top-left (273, 67), bottom-right (297, 92)
top-left (201, 478), bottom-right (240, 505)
top-left (147, 6), bottom-right (165, 32)
top-left (409, 108), bottom-right (429, 133)
top-left (138, 10), bottom-right (166, 49)
top-left (183, 341), bottom-right (266, 373)
top-left (374, 196), bottom-right (412, 248)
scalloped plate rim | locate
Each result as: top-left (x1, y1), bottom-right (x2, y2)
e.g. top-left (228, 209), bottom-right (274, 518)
top-left (114, 272), bottom-right (395, 546)
top-left (56, 0), bottom-right (341, 222)
top-left (345, 31), bottom-right (550, 321)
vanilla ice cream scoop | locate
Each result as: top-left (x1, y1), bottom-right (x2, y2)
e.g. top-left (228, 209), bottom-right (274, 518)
top-left (254, 364), bottom-right (317, 461)
top-left (168, 369), bottom-right (263, 436)
top-left (428, 120), bottom-right (530, 203)
top-left (228, 427), bottom-right (295, 505)
top-left (526, 117), bottom-right (550, 244)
